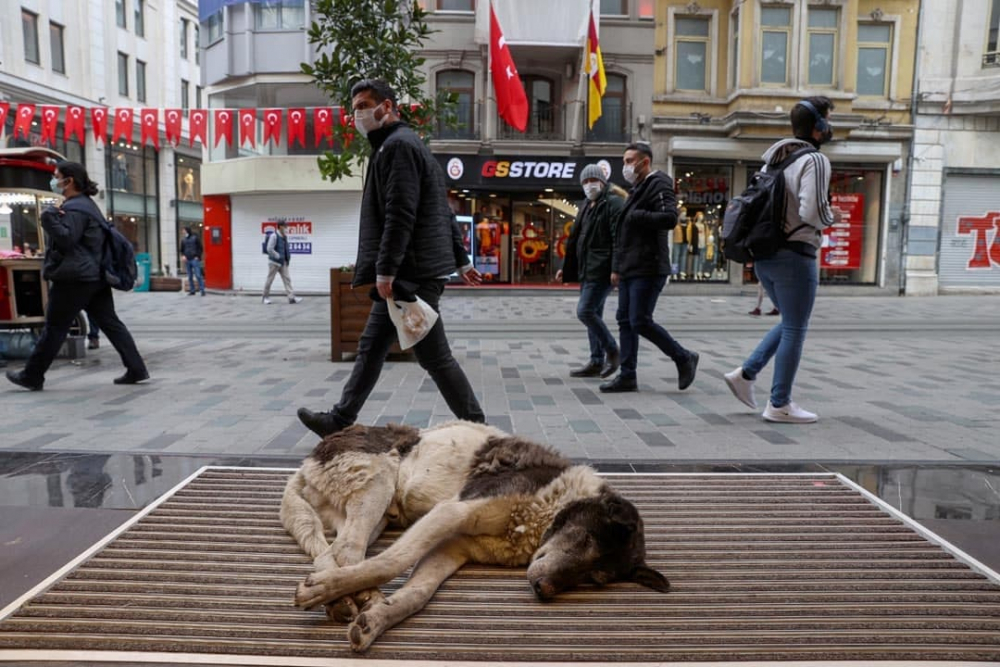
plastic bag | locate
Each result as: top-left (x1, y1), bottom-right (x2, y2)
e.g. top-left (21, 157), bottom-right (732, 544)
top-left (386, 296), bottom-right (439, 350)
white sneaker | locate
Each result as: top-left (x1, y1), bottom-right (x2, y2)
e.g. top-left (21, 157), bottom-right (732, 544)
top-left (289, 297), bottom-right (303, 304)
top-left (763, 401), bottom-right (817, 424)
top-left (724, 367), bottom-right (757, 409)
top-left (262, 297), bottom-right (272, 305)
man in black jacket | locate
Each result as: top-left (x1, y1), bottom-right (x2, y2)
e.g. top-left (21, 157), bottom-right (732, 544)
top-left (180, 226), bottom-right (205, 296)
top-left (298, 79), bottom-right (485, 437)
top-left (599, 143), bottom-right (699, 393)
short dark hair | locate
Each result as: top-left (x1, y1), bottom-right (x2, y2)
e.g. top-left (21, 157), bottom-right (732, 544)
top-left (791, 96), bottom-right (834, 137)
top-left (55, 160), bottom-right (99, 196)
top-left (183, 226), bottom-right (192, 235)
top-left (624, 141), bottom-right (653, 161)
top-left (350, 79), bottom-right (398, 110)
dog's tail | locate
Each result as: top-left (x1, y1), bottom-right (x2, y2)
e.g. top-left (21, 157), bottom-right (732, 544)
top-left (280, 471), bottom-right (328, 558)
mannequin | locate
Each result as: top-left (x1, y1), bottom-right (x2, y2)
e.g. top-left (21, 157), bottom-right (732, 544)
top-left (693, 212), bottom-right (708, 279)
top-left (672, 206), bottom-right (688, 277)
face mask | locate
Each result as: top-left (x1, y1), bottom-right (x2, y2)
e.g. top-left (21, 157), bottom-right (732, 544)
top-left (50, 177), bottom-right (65, 194)
top-left (622, 164), bottom-right (637, 185)
top-left (583, 183), bottom-right (603, 201)
top-left (353, 105), bottom-right (386, 139)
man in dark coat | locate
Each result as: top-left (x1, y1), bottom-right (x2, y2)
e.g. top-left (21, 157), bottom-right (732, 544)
top-left (298, 79), bottom-right (485, 437)
top-left (599, 143), bottom-right (699, 394)
top-left (180, 226), bottom-right (205, 296)
top-left (557, 163), bottom-right (623, 379)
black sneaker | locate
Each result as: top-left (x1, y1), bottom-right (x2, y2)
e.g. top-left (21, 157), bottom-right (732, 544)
top-left (569, 361), bottom-right (603, 378)
top-left (599, 375), bottom-right (638, 393)
top-left (6, 370), bottom-right (43, 391)
top-left (114, 369), bottom-right (150, 385)
top-left (677, 351), bottom-right (699, 391)
top-left (600, 349), bottom-right (620, 379)
top-left (297, 407), bottom-right (348, 438)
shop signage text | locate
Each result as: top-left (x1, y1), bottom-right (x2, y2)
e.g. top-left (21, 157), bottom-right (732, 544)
top-left (956, 211), bottom-right (1000, 270)
top-left (821, 193), bottom-right (863, 270)
top-left (438, 155), bottom-right (623, 191)
top-left (481, 160), bottom-right (577, 179)
top-left (262, 218), bottom-right (312, 254)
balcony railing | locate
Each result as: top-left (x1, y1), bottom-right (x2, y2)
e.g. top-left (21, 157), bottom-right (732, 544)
top-left (496, 103), bottom-right (567, 141)
top-left (984, 51), bottom-right (1000, 67)
top-left (434, 101), bottom-right (480, 140)
top-left (585, 102), bottom-right (631, 144)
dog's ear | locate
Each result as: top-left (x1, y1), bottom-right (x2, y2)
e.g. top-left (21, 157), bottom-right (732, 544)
top-left (387, 423), bottom-right (421, 456)
top-left (630, 564), bottom-right (670, 592)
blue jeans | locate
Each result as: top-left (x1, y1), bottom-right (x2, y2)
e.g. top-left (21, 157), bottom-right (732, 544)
top-left (742, 249), bottom-right (818, 408)
top-left (616, 275), bottom-right (690, 380)
top-left (186, 258), bottom-right (205, 294)
top-left (578, 281), bottom-right (617, 364)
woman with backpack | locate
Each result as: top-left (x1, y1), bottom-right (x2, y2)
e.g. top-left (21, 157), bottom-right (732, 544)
top-left (6, 161), bottom-right (148, 391)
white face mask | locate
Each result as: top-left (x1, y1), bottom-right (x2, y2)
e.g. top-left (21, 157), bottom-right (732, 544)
top-left (583, 183), bottom-right (603, 201)
top-left (622, 164), bottom-right (637, 184)
top-left (353, 105), bottom-right (386, 139)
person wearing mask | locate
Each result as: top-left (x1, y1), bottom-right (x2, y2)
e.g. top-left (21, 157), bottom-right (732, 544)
top-left (600, 143), bottom-right (699, 394)
top-left (262, 221), bottom-right (303, 305)
top-left (724, 97), bottom-right (840, 423)
top-left (297, 78), bottom-right (485, 437)
top-left (556, 164), bottom-right (624, 379)
top-left (180, 226), bottom-right (205, 296)
top-left (6, 161), bottom-right (149, 390)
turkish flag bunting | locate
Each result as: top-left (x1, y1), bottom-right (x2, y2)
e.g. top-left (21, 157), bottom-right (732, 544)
top-left (164, 109), bottom-right (183, 145)
top-left (64, 106), bottom-right (86, 143)
top-left (40, 106), bottom-right (60, 145)
top-left (140, 108), bottom-right (159, 148)
top-left (189, 110), bottom-right (208, 147)
top-left (313, 107), bottom-right (334, 147)
top-left (112, 107), bottom-right (134, 143)
top-left (239, 109), bottom-right (256, 148)
top-left (0, 103), bottom-right (8, 133)
top-left (339, 107), bottom-right (354, 149)
top-left (287, 108), bottom-right (306, 147)
top-left (91, 107), bottom-right (109, 143)
top-left (214, 109), bottom-right (234, 147)
top-left (263, 109), bottom-right (282, 144)
top-left (489, 4), bottom-right (528, 132)
top-left (14, 104), bottom-right (35, 138)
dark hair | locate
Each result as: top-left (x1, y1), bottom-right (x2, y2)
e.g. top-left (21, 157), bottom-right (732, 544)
top-left (183, 226), bottom-right (192, 235)
top-left (350, 79), bottom-right (398, 111)
top-left (55, 160), bottom-right (99, 196)
top-left (624, 141), bottom-right (654, 161)
top-left (791, 96), bottom-right (834, 138)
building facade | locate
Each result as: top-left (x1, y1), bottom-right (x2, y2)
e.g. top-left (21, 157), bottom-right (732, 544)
top-left (905, 0), bottom-right (1000, 295)
top-left (1, 0), bottom-right (204, 277)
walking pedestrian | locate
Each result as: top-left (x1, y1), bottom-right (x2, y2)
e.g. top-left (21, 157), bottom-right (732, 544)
top-left (6, 161), bottom-right (149, 390)
top-left (87, 312), bottom-right (100, 349)
top-left (724, 97), bottom-right (840, 423)
top-left (297, 79), bottom-right (486, 437)
top-left (748, 266), bottom-right (779, 317)
top-left (600, 142), bottom-right (699, 394)
top-left (180, 226), bottom-right (205, 296)
top-left (262, 222), bottom-right (303, 304)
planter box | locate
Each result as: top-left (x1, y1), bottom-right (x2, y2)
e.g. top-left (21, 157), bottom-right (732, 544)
top-left (330, 269), bottom-right (410, 362)
top-left (151, 276), bottom-right (183, 292)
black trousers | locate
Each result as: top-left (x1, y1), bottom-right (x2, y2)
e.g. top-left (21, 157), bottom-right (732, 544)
top-left (332, 281), bottom-right (485, 426)
top-left (23, 281), bottom-right (147, 382)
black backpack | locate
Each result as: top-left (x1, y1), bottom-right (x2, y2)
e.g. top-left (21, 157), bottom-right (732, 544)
top-left (262, 230), bottom-right (273, 255)
top-left (721, 147), bottom-right (815, 263)
top-left (96, 218), bottom-right (137, 291)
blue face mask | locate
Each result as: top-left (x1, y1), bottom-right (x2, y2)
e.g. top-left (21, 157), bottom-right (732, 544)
top-left (50, 177), bottom-right (66, 194)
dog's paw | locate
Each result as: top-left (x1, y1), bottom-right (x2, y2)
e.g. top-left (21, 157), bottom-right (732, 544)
top-left (295, 575), bottom-right (333, 610)
top-left (325, 596), bottom-right (358, 623)
top-left (348, 610), bottom-right (383, 652)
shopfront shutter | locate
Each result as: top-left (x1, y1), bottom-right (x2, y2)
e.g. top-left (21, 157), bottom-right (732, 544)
top-left (938, 173), bottom-right (1000, 290)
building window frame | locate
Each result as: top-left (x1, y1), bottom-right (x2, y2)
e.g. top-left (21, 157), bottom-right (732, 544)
top-left (253, 0), bottom-right (306, 30)
top-left (196, 86), bottom-right (203, 109)
top-left (136, 60), bottom-right (147, 103)
top-left (987, 0), bottom-right (1000, 67)
top-left (856, 16), bottom-right (900, 99)
top-left (435, 69), bottom-right (477, 140)
top-left (424, 0), bottom-right (475, 12)
top-left (729, 6), bottom-right (740, 91)
top-left (180, 18), bottom-right (188, 59)
top-left (134, 0), bottom-right (145, 37)
top-left (50, 21), bottom-right (65, 73)
top-left (599, 0), bottom-right (627, 17)
top-left (181, 79), bottom-right (190, 110)
top-left (586, 72), bottom-right (629, 143)
top-left (117, 52), bottom-right (129, 97)
top-left (803, 5), bottom-right (840, 88)
top-left (205, 10), bottom-right (224, 45)
top-left (194, 25), bottom-right (200, 64)
top-left (666, 8), bottom-right (718, 96)
top-left (22, 9), bottom-right (40, 65)
top-left (116, 0), bottom-right (127, 29)
top-left (756, 2), bottom-right (796, 87)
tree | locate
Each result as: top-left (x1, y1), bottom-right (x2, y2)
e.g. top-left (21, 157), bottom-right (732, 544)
top-left (302, 0), bottom-right (459, 182)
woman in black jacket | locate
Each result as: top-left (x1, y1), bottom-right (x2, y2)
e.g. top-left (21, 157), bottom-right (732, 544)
top-left (6, 161), bottom-right (148, 391)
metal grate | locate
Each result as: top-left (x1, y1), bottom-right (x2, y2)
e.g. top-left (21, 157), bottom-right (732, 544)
top-left (2, 469), bottom-right (1000, 665)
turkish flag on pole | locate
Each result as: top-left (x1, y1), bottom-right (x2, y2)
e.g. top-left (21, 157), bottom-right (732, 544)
top-left (263, 109), bottom-right (282, 144)
top-left (65, 106), bottom-right (86, 143)
top-left (40, 106), bottom-right (60, 145)
top-left (189, 110), bottom-right (208, 147)
top-left (489, 3), bottom-right (528, 132)
top-left (287, 108), bottom-right (306, 147)
top-left (140, 108), bottom-right (159, 148)
top-left (339, 107), bottom-right (355, 149)
top-left (314, 107), bottom-right (334, 147)
top-left (91, 107), bottom-right (109, 143)
top-left (112, 108), bottom-right (134, 143)
top-left (14, 104), bottom-right (35, 138)
top-left (214, 109), bottom-right (234, 147)
top-left (239, 109), bottom-right (256, 148)
top-left (0, 103), bottom-right (8, 133)
top-left (164, 109), bottom-right (183, 145)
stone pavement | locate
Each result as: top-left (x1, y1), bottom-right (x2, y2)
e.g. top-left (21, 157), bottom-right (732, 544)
top-left (1, 289), bottom-right (998, 464)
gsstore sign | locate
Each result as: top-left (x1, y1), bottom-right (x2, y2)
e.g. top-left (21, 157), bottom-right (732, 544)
top-left (437, 155), bottom-right (626, 191)
top-left (481, 160), bottom-right (577, 179)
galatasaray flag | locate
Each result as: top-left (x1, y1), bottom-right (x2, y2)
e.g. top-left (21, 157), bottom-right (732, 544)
top-left (586, 9), bottom-right (607, 130)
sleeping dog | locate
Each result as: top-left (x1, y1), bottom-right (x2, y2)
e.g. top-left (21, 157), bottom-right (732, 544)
top-left (281, 420), bottom-right (669, 652)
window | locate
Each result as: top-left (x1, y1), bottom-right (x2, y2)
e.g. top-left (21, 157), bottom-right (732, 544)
top-left (674, 16), bottom-right (710, 92)
top-left (857, 23), bottom-right (892, 95)
top-left (637, 0), bottom-right (654, 19)
top-left (205, 10), bottom-right (224, 44)
top-left (986, 0), bottom-right (999, 65)
top-left (118, 52), bottom-right (129, 96)
top-left (807, 7), bottom-right (838, 86)
top-left (600, 0), bottom-right (626, 16)
top-left (180, 18), bottom-right (188, 59)
top-left (181, 79), bottom-right (189, 110)
top-left (116, 0), bottom-right (126, 29)
top-left (436, 70), bottom-right (475, 139)
top-left (587, 74), bottom-right (628, 142)
top-left (196, 86), bottom-right (203, 109)
top-left (254, 0), bottom-right (305, 29)
top-left (194, 25), bottom-right (200, 64)
top-left (729, 8), bottom-right (740, 89)
top-left (134, 0), bottom-right (144, 37)
top-left (430, 0), bottom-right (475, 10)
top-left (759, 6), bottom-right (791, 85)
top-left (136, 60), bottom-right (147, 103)
top-left (22, 10), bottom-right (40, 65)
top-left (50, 22), bottom-right (65, 73)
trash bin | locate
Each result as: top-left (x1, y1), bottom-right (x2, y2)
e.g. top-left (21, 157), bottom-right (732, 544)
top-left (134, 252), bottom-right (151, 292)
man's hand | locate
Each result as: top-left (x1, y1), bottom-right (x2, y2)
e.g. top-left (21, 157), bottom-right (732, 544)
top-left (461, 267), bottom-right (483, 286)
top-left (831, 205), bottom-right (845, 225)
top-left (554, 269), bottom-right (563, 282)
top-left (610, 272), bottom-right (620, 288)
top-left (376, 277), bottom-right (394, 300)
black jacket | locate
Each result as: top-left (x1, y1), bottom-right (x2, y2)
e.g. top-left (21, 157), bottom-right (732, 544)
top-left (180, 233), bottom-right (202, 260)
top-left (41, 195), bottom-right (105, 283)
top-left (561, 186), bottom-right (623, 284)
top-left (353, 121), bottom-right (457, 288)
top-left (612, 170), bottom-right (678, 278)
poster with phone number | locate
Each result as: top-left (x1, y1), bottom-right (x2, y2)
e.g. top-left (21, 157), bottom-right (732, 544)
top-left (821, 193), bottom-right (863, 270)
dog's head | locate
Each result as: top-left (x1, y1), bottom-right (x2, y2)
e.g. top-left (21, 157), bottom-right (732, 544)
top-left (310, 423), bottom-right (422, 464)
top-left (526, 489), bottom-right (669, 599)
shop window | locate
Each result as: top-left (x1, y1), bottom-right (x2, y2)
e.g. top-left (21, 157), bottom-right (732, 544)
top-left (176, 157), bottom-right (202, 203)
top-left (22, 9), bottom-right (40, 65)
top-left (50, 22), bottom-right (65, 74)
top-left (204, 10), bottom-right (224, 45)
top-left (601, 0), bottom-right (626, 16)
top-left (987, 0), bottom-right (1000, 66)
top-left (807, 7), bottom-right (838, 87)
top-left (135, 0), bottom-right (145, 37)
top-left (587, 74), bottom-right (628, 142)
top-left (729, 7), bottom-right (740, 90)
top-left (116, 0), bottom-right (126, 29)
top-left (4, 114), bottom-right (85, 162)
top-left (180, 18), bottom-right (188, 59)
top-left (674, 16), bottom-right (710, 92)
top-left (117, 52), bottom-right (129, 97)
top-left (136, 60), bottom-right (147, 104)
top-left (857, 23), bottom-right (892, 96)
top-left (672, 165), bottom-right (732, 282)
top-left (759, 5), bottom-right (791, 85)
top-left (254, 0), bottom-right (305, 30)
top-left (106, 143), bottom-right (160, 270)
top-left (436, 70), bottom-right (476, 139)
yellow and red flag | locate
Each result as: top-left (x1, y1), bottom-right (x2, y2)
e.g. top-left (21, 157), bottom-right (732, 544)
top-left (587, 9), bottom-right (607, 129)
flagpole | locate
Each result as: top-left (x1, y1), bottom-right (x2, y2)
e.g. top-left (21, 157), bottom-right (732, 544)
top-left (572, 0), bottom-right (590, 145)
top-left (485, 0), bottom-right (494, 145)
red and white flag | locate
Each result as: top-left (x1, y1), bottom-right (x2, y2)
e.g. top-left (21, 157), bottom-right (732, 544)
top-left (287, 108), bottom-right (306, 147)
top-left (91, 107), bottom-right (108, 143)
top-left (14, 104), bottom-right (35, 138)
top-left (164, 109), bottom-right (183, 146)
top-left (189, 109), bottom-right (208, 147)
top-left (0, 103), bottom-right (8, 133)
top-left (65, 106), bottom-right (86, 144)
top-left (140, 108), bottom-right (159, 148)
top-left (314, 107), bottom-right (334, 147)
top-left (489, 3), bottom-right (528, 132)
top-left (214, 109), bottom-right (233, 147)
top-left (239, 109), bottom-right (256, 147)
top-left (263, 109), bottom-right (282, 144)
top-left (112, 107), bottom-right (134, 143)
top-left (40, 106), bottom-right (60, 145)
